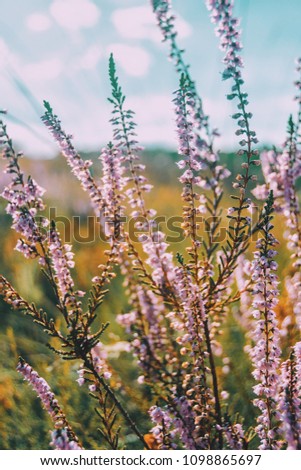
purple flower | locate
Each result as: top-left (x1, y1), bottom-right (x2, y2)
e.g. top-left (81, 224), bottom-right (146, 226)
top-left (48, 227), bottom-right (76, 301)
top-left (151, 0), bottom-right (212, 134)
top-left (206, 0), bottom-right (243, 80)
top-left (91, 342), bottom-right (112, 379)
top-left (0, 117), bottom-right (48, 259)
top-left (42, 105), bottom-right (103, 214)
top-left (278, 343), bottom-right (301, 449)
top-left (99, 143), bottom-right (126, 240)
top-left (17, 358), bottom-right (82, 449)
top-left (149, 405), bottom-right (173, 449)
top-left (50, 429), bottom-right (82, 450)
top-left (249, 195), bottom-right (281, 449)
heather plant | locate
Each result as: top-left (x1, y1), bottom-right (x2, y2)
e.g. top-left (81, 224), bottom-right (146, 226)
top-left (0, 0), bottom-right (301, 451)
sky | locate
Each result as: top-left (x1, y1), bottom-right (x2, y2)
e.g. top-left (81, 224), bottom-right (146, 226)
top-left (1, 0), bottom-right (301, 158)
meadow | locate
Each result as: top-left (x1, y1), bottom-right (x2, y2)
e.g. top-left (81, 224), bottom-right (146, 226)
top-left (0, 0), bottom-right (301, 451)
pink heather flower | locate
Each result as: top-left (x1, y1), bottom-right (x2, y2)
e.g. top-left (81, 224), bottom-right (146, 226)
top-left (172, 396), bottom-right (198, 450)
top-left (76, 343), bottom-right (112, 391)
top-left (109, 55), bottom-right (178, 296)
top-left (278, 343), bottom-right (301, 449)
top-left (136, 286), bottom-right (165, 353)
top-left (221, 390), bottom-right (229, 400)
top-left (149, 405), bottom-right (174, 449)
top-left (91, 342), bottom-right (112, 379)
top-left (258, 141), bottom-right (300, 268)
top-left (279, 148), bottom-right (301, 267)
top-left (253, 150), bottom-right (283, 205)
top-left (173, 74), bottom-right (229, 300)
top-left (217, 422), bottom-right (245, 450)
top-left (117, 310), bottom-right (137, 333)
top-left (100, 144), bottom-right (126, 198)
top-left (151, 0), bottom-right (212, 135)
top-left (76, 377), bottom-right (85, 387)
top-left (249, 196), bottom-right (281, 449)
top-left (48, 227), bottom-right (76, 300)
top-left (173, 78), bottom-right (207, 173)
top-left (173, 77), bottom-right (221, 208)
top-left (99, 143), bottom-right (126, 239)
top-left (206, 0), bottom-right (243, 80)
top-left (206, 0), bottom-right (258, 215)
top-left (169, 266), bottom-right (213, 448)
top-left (142, 231), bottom-right (176, 287)
top-left (17, 359), bottom-right (82, 449)
top-left (174, 77), bottom-right (211, 280)
top-left (149, 405), bottom-right (170, 425)
top-left (0, 118), bottom-right (48, 258)
top-left (50, 429), bottom-right (82, 450)
top-left (17, 360), bottom-right (57, 418)
top-left (285, 272), bottom-right (301, 330)
top-left (253, 71), bottom-right (301, 266)
top-left (152, 0), bottom-right (226, 244)
top-left (150, 395), bottom-right (203, 450)
top-left (173, 266), bottom-right (207, 347)
top-left (42, 105), bottom-right (103, 214)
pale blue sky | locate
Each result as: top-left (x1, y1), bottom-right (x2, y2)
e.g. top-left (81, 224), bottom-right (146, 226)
top-left (0, 0), bottom-right (301, 157)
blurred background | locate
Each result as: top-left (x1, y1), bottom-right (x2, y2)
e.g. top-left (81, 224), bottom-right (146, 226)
top-left (0, 0), bottom-right (300, 449)
top-left (0, 0), bottom-right (301, 157)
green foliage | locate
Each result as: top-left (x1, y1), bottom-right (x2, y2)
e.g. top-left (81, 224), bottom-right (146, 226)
top-left (43, 101), bottom-right (53, 114)
top-left (108, 54), bottom-right (125, 107)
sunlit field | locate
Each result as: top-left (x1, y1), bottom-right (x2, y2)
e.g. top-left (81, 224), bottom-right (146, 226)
top-left (0, 0), bottom-right (301, 451)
